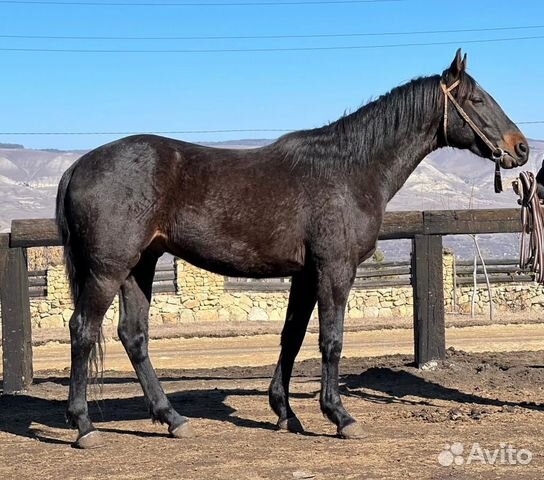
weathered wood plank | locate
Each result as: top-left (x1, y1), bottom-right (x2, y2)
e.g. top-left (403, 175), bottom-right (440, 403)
top-left (455, 258), bottom-right (520, 266)
top-left (359, 260), bottom-right (410, 269)
top-left (0, 247), bottom-right (33, 393)
top-left (423, 208), bottom-right (521, 235)
top-left (29, 287), bottom-right (47, 298)
top-left (224, 282), bottom-right (291, 292)
top-left (152, 270), bottom-right (176, 282)
top-left (412, 235), bottom-right (445, 367)
top-left (151, 284), bottom-right (177, 294)
top-left (29, 270), bottom-right (47, 277)
top-left (8, 209), bottom-right (522, 247)
top-left (9, 211), bottom-right (426, 247)
top-left (0, 233), bottom-right (9, 249)
top-left (28, 276), bottom-right (47, 287)
top-left (354, 278), bottom-right (412, 288)
top-left (456, 275), bottom-right (534, 285)
top-left (379, 211), bottom-right (424, 239)
top-left (10, 219), bottom-right (60, 248)
top-left (356, 266), bottom-right (411, 278)
top-left (456, 266), bottom-right (528, 275)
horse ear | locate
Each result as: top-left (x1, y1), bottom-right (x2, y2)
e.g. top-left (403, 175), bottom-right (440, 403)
top-left (462, 52), bottom-right (468, 71)
top-left (447, 48), bottom-right (466, 78)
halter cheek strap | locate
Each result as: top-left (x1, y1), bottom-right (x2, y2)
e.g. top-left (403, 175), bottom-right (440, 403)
top-left (440, 79), bottom-right (504, 193)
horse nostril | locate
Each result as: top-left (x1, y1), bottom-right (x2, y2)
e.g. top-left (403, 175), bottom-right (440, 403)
top-left (515, 142), bottom-right (528, 157)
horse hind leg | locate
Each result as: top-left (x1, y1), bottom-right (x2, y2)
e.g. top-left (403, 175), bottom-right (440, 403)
top-left (269, 270), bottom-right (317, 433)
top-left (118, 253), bottom-right (193, 439)
top-left (66, 273), bottom-right (124, 449)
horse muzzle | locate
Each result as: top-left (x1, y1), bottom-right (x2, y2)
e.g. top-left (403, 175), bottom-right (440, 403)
top-left (498, 133), bottom-right (529, 168)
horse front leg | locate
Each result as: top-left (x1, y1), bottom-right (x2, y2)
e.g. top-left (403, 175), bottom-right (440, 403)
top-left (316, 260), bottom-right (364, 439)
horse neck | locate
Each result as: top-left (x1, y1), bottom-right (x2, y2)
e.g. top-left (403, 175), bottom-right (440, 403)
top-left (275, 75), bottom-right (444, 201)
top-left (342, 81), bottom-right (443, 202)
top-left (371, 125), bottom-right (441, 202)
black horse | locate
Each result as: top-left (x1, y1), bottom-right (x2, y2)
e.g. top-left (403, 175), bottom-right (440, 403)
top-left (56, 50), bottom-right (528, 448)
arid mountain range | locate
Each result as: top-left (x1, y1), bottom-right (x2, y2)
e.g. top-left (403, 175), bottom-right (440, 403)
top-left (1, 138), bottom-right (543, 260)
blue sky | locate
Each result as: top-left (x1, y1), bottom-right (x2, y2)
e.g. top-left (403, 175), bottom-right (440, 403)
top-left (1, 0), bottom-right (543, 150)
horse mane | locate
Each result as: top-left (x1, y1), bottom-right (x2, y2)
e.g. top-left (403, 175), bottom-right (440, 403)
top-left (274, 71), bottom-right (476, 175)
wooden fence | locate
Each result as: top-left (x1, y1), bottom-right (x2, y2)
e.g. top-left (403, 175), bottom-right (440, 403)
top-left (454, 258), bottom-right (533, 286)
top-left (27, 263), bottom-right (176, 298)
top-left (28, 270), bottom-right (47, 298)
top-left (226, 260), bottom-right (412, 291)
top-left (0, 208), bottom-right (523, 393)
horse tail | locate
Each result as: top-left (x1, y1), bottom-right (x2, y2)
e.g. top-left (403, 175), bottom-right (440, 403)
top-left (56, 162), bottom-right (82, 304)
top-left (56, 162), bottom-right (104, 390)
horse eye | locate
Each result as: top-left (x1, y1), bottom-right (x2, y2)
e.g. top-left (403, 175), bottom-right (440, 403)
top-left (470, 96), bottom-right (484, 104)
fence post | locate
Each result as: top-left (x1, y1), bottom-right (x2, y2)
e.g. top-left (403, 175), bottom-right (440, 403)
top-left (411, 234), bottom-right (446, 367)
top-left (0, 237), bottom-right (33, 394)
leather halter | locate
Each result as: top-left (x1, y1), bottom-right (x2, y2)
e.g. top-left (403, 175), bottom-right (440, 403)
top-left (440, 79), bottom-right (504, 193)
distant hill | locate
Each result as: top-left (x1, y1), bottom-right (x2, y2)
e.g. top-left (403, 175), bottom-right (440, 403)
top-left (1, 138), bottom-right (542, 260)
top-left (0, 142), bottom-right (24, 149)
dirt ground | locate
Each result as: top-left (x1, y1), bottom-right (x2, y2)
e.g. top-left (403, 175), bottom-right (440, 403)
top-left (2, 321), bottom-right (544, 480)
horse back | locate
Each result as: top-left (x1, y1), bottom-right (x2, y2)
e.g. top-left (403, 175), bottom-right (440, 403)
top-left (65, 135), bottom-right (312, 277)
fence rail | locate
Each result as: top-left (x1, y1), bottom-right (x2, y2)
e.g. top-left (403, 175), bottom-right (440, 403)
top-left (0, 208), bottom-right (524, 393)
top-left (25, 263), bottom-right (177, 297)
top-left (28, 270), bottom-right (47, 298)
top-left (454, 258), bottom-right (534, 286)
top-left (151, 263), bottom-right (176, 294)
top-left (225, 261), bottom-right (413, 291)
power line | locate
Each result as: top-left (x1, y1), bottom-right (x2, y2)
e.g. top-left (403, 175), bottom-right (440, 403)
top-left (2, 123), bottom-right (543, 135)
top-left (0, 0), bottom-right (401, 6)
top-left (3, 25), bottom-right (544, 41)
top-left (0, 129), bottom-right (293, 135)
top-left (1, 34), bottom-right (544, 53)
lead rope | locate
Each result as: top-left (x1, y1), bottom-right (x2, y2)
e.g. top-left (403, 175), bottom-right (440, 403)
top-left (441, 80), bottom-right (504, 193)
top-left (513, 171), bottom-right (544, 283)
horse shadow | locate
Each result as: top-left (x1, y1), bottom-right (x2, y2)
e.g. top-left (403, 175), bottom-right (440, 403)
top-left (0, 373), bottom-right (317, 446)
top-left (1, 364), bottom-right (543, 445)
top-left (340, 366), bottom-right (544, 411)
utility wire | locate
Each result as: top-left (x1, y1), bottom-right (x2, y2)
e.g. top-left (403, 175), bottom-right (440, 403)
top-left (2, 123), bottom-right (543, 135)
top-left (0, 0), bottom-right (401, 6)
top-left (0, 129), bottom-right (293, 135)
top-left (2, 25), bottom-right (543, 41)
top-left (2, 34), bottom-right (544, 52)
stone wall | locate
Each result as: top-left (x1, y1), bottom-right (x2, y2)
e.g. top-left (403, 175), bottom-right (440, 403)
top-left (27, 252), bottom-right (544, 329)
top-left (454, 285), bottom-right (544, 314)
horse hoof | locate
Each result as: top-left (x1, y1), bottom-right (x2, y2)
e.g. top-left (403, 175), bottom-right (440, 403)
top-left (169, 420), bottom-right (195, 439)
top-left (338, 422), bottom-right (365, 439)
top-left (75, 430), bottom-right (104, 449)
top-left (277, 416), bottom-right (304, 434)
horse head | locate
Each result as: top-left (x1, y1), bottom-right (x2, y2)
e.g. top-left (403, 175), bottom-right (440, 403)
top-left (440, 49), bottom-right (528, 170)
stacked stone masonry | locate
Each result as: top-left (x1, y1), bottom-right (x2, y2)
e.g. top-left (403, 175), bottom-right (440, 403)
top-left (27, 252), bottom-right (544, 329)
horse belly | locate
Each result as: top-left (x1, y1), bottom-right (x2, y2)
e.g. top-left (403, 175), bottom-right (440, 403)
top-left (164, 223), bottom-right (306, 278)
